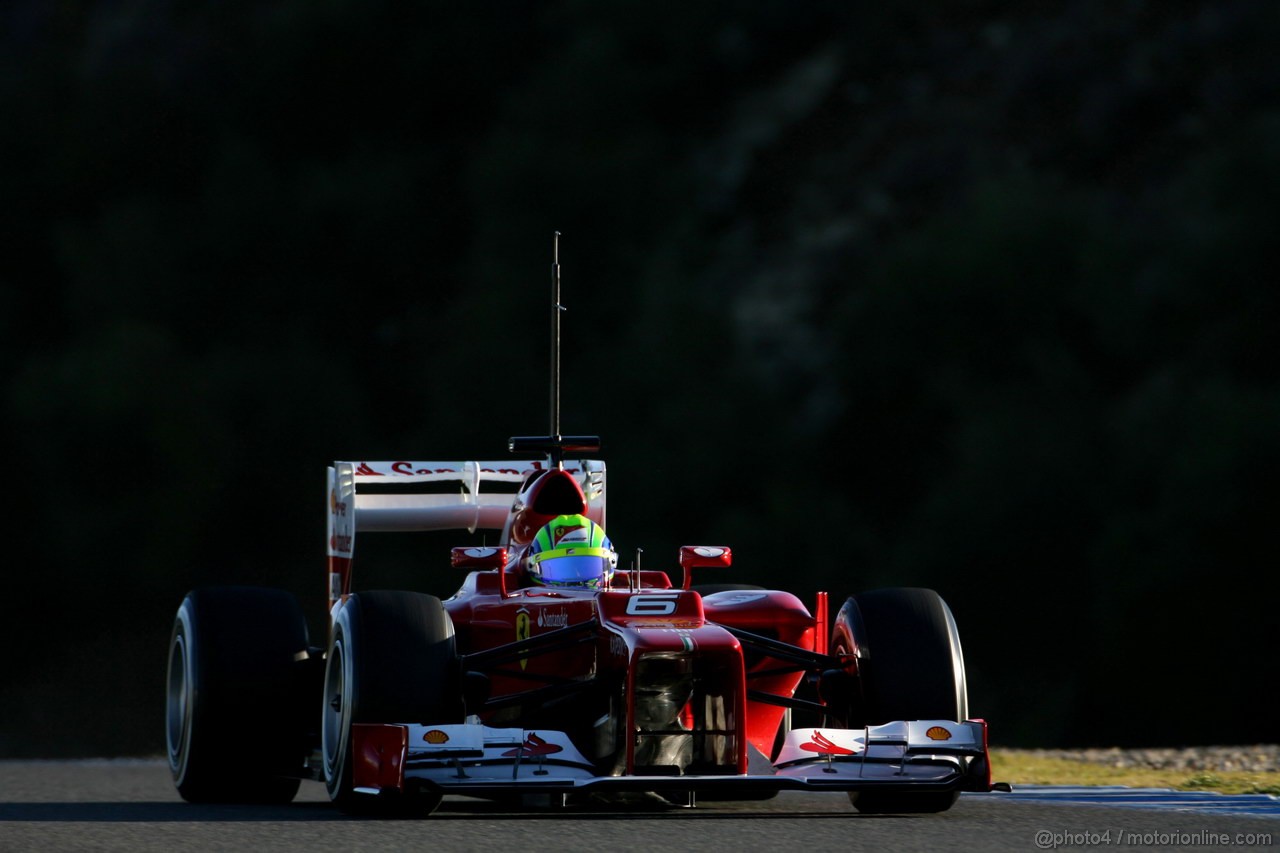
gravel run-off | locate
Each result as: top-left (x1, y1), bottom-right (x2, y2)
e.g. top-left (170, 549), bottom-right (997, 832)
top-left (1001, 745), bottom-right (1280, 773)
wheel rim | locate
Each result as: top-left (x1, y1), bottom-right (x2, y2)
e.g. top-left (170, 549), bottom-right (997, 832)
top-left (938, 602), bottom-right (968, 720)
top-left (321, 633), bottom-right (350, 792)
top-left (166, 618), bottom-right (192, 781)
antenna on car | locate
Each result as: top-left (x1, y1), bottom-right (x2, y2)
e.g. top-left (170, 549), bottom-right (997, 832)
top-left (508, 233), bottom-right (601, 467)
top-left (550, 231), bottom-right (564, 466)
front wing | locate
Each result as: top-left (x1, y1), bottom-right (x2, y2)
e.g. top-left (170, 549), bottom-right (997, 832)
top-left (348, 719), bottom-right (994, 799)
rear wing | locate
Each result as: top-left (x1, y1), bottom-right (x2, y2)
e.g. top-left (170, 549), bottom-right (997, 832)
top-left (326, 460), bottom-right (606, 603)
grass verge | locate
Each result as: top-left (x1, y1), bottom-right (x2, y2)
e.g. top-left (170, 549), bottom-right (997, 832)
top-left (990, 750), bottom-right (1280, 796)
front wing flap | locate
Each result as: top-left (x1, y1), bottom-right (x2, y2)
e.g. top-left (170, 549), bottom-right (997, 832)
top-left (349, 719), bottom-right (993, 798)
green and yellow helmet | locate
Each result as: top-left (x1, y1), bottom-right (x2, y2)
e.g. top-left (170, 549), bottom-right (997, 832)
top-left (527, 514), bottom-right (616, 589)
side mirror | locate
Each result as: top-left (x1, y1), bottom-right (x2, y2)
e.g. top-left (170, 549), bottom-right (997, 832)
top-left (452, 547), bottom-right (512, 597)
top-left (451, 547), bottom-right (508, 570)
top-left (678, 545), bottom-right (732, 590)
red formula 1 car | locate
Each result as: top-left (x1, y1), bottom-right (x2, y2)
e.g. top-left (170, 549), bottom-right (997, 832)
top-left (166, 433), bottom-right (997, 815)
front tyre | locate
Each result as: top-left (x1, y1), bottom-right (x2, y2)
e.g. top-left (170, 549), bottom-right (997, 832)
top-left (830, 587), bottom-right (968, 726)
top-left (852, 790), bottom-right (961, 814)
top-left (829, 587), bottom-right (969, 815)
top-left (166, 587), bottom-right (311, 803)
top-left (323, 590), bottom-right (462, 814)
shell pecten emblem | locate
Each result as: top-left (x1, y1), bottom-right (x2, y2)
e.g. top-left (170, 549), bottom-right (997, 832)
top-left (925, 725), bottom-right (952, 741)
top-left (423, 729), bottom-right (449, 744)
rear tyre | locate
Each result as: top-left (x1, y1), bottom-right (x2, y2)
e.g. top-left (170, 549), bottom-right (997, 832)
top-left (166, 587), bottom-right (312, 803)
top-left (829, 587), bottom-right (968, 815)
top-left (323, 591), bottom-right (462, 815)
top-left (692, 583), bottom-right (766, 596)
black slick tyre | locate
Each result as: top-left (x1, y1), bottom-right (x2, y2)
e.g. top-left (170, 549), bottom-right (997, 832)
top-left (692, 583), bottom-right (766, 596)
top-left (166, 586), bottom-right (312, 804)
top-left (829, 587), bottom-right (969, 815)
top-left (322, 590), bottom-right (462, 815)
top-left (829, 587), bottom-right (968, 726)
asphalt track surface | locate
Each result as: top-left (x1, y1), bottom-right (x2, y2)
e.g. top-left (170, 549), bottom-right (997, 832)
top-left (1, 760), bottom-right (1275, 852)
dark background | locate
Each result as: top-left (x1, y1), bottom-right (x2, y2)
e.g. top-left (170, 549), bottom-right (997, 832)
top-left (4, 1), bottom-right (1278, 757)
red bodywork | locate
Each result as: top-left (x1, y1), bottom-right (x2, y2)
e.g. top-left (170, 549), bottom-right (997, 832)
top-left (442, 573), bottom-right (818, 773)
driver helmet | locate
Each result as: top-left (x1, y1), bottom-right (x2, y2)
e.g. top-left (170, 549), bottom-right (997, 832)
top-left (527, 514), bottom-right (617, 589)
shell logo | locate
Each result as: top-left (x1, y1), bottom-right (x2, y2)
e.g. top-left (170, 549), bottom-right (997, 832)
top-left (925, 725), bottom-right (952, 741)
top-left (423, 729), bottom-right (449, 744)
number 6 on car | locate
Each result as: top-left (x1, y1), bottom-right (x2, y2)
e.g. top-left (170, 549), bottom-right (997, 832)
top-left (624, 594), bottom-right (680, 616)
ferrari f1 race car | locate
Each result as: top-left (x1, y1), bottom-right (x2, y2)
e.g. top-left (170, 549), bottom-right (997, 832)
top-left (166, 431), bottom-right (998, 815)
top-left (166, 237), bottom-right (997, 815)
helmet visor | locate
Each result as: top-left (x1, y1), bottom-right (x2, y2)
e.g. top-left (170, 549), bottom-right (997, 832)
top-left (532, 547), bottom-right (614, 586)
